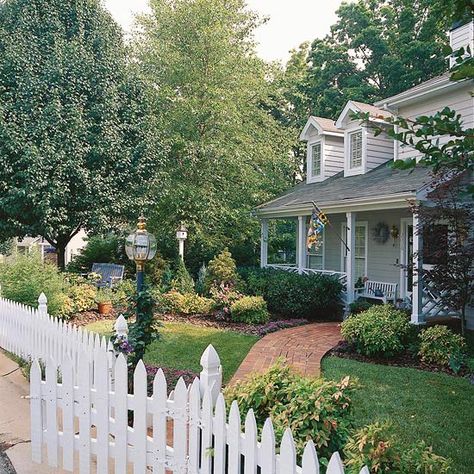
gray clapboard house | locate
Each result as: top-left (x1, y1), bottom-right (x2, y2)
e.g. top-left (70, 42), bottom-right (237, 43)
top-left (256, 20), bottom-right (474, 327)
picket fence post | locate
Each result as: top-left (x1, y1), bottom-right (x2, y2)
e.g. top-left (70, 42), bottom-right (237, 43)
top-left (200, 343), bottom-right (222, 404)
top-left (37, 292), bottom-right (48, 316)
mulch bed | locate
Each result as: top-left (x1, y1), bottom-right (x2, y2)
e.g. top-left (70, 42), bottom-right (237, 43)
top-left (328, 340), bottom-right (472, 378)
top-left (70, 309), bottom-right (119, 327)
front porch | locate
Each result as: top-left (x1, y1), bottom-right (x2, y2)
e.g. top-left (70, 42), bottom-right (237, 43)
top-left (259, 207), bottom-right (456, 325)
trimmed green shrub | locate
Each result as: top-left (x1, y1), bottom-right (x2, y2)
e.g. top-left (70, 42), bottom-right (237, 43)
top-left (0, 252), bottom-right (72, 317)
top-left (171, 258), bottom-right (195, 294)
top-left (230, 296), bottom-right (269, 324)
top-left (206, 249), bottom-right (239, 291)
top-left (195, 263), bottom-right (208, 295)
top-left (341, 305), bottom-right (412, 357)
top-left (224, 361), bottom-right (356, 460)
top-left (419, 325), bottom-right (465, 368)
top-left (344, 422), bottom-right (451, 474)
top-left (238, 267), bottom-right (343, 319)
top-left (157, 290), bottom-right (214, 315)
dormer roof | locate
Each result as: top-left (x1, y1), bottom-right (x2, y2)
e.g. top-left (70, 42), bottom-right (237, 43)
top-left (335, 100), bottom-right (393, 129)
top-left (300, 116), bottom-right (343, 140)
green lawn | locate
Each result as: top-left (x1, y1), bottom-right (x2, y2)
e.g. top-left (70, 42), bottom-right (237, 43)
top-left (322, 356), bottom-right (474, 474)
top-left (86, 320), bottom-right (258, 384)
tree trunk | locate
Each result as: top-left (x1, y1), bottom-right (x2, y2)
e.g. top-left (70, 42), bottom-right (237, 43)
top-left (56, 243), bottom-right (67, 271)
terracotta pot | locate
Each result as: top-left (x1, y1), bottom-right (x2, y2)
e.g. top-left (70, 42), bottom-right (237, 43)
top-left (97, 301), bottom-right (112, 315)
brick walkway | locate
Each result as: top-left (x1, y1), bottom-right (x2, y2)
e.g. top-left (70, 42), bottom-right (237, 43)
top-left (230, 322), bottom-right (341, 384)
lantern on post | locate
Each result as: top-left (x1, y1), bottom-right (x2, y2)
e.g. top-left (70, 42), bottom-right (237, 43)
top-left (176, 223), bottom-right (188, 260)
top-left (125, 216), bottom-right (157, 292)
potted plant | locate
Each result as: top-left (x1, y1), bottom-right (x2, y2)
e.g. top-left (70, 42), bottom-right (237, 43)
top-left (96, 288), bottom-right (114, 316)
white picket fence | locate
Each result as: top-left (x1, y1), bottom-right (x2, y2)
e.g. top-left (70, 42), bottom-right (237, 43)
top-left (0, 294), bottom-right (113, 374)
top-left (30, 351), bottom-right (369, 474)
top-left (0, 292), bottom-right (369, 473)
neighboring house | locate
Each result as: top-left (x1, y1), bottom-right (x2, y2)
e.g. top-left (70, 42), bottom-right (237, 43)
top-left (256, 20), bottom-right (474, 328)
top-left (2, 230), bottom-right (87, 266)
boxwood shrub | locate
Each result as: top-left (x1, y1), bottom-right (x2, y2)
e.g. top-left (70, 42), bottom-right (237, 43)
top-left (341, 305), bottom-right (412, 357)
top-left (238, 267), bottom-right (343, 319)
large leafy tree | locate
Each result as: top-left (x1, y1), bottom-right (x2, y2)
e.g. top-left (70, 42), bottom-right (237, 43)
top-left (305, 0), bottom-right (450, 119)
top-left (134, 0), bottom-right (293, 270)
top-left (0, 0), bottom-right (156, 269)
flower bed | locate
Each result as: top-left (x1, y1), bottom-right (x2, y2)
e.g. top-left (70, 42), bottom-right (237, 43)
top-left (145, 364), bottom-right (198, 395)
top-left (159, 313), bottom-right (309, 337)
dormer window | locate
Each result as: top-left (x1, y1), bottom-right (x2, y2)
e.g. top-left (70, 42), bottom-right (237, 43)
top-left (311, 142), bottom-right (322, 177)
top-left (349, 130), bottom-right (363, 169)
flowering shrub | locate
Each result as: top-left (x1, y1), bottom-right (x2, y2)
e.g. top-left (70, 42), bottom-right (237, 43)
top-left (210, 283), bottom-right (242, 316)
top-left (419, 325), bottom-right (465, 369)
top-left (224, 361), bottom-right (356, 460)
top-left (344, 422), bottom-right (451, 473)
top-left (341, 305), bottom-right (412, 357)
top-left (230, 296), bottom-right (269, 324)
top-left (68, 283), bottom-right (97, 312)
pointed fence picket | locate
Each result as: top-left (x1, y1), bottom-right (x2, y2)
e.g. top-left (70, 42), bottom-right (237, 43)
top-left (29, 349), bottom-right (370, 474)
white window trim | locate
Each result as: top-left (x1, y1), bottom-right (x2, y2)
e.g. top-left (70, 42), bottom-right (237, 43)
top-left (306, 226), bottom-right (325, 270)
top-left (344, 126), bottom-right (366, 177)
top-left (307, 137), bottom-right (325, 183)
top-left (354, 221), bottom-right (368, 279)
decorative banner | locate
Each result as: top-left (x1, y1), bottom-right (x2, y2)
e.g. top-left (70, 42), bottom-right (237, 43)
top-left (307, 205), bottom-right (329, 251)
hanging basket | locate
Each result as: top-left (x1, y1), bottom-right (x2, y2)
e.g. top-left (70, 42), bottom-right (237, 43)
top-left (372, 222), bottom-right (390, 244)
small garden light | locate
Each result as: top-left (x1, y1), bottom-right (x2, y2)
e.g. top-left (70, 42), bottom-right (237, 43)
top-left (125, 216), bottom-right (157, 291)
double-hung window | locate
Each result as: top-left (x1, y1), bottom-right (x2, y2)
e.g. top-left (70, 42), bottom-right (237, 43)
top-left (349, 130), bottom-right (363, 169)
top-left (311, 142), bottom-right (322, 178)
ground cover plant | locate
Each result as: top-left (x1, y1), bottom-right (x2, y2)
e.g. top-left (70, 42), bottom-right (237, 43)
top-left (323, 356), bottom-right (474, 474)
top-left (86, 320), bottom-right (257, 384)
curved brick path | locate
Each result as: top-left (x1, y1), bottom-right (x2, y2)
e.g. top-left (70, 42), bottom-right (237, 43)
top-left (230, 322), bottom-right (341, 384)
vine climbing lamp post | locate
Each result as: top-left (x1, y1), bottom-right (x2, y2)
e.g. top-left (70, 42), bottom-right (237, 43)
top-left (125, 216), bottom-right (157, 292)
top-left (176, 223), bottom-right (188, 260)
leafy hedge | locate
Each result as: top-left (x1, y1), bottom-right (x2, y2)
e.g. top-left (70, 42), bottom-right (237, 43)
top-left (238, 267), bottom-right (343, 319)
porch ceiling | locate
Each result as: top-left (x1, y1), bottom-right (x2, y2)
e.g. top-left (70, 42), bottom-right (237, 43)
top-left (256, 162), bottom-right (431, 217)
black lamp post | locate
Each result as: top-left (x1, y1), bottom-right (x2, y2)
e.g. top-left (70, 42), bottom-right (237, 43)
top-left (125, 216), bottom-right (157, 292)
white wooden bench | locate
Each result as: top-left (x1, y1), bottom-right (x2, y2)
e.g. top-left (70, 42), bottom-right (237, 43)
top-left (355, 280), bottom-right (398, 304)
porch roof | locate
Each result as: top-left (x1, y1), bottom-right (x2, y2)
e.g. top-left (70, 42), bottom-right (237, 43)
top-left (257, 162), bottom-right (431, 216)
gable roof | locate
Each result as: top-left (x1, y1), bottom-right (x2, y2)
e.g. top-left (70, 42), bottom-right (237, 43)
top-left (335, 100), bottom-right (393, 129)
top-left (300, 116), bottom-right (342, 140)
top-left (257, 162), bottom-right (431, 216)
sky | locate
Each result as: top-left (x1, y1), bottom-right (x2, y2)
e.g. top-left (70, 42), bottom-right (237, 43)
top-left (104, 0), bottom-right (346, 63)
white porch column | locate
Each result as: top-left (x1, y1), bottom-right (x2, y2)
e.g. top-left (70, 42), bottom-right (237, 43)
top-left (297, 215), bottom-right (306, 274)
top-left (411, 212), bottom-right (424, 324)
top-left (260, 219), bottom-right (269, 268)
top-left (346, 212), bottom-right (356, 304)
